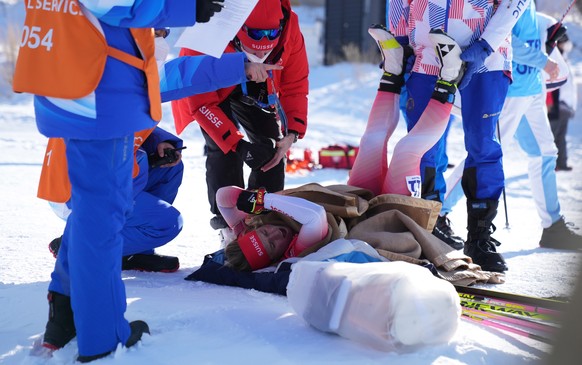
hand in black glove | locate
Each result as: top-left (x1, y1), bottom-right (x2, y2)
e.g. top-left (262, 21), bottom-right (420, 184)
top-left (236, 188), bottom-right (267, 214)
top-left (235, 140), bottom-right (275, 169)
top-left (546, 23), bottom-right (567, 54)
top-left (196, 0), bottom-right (224, 23)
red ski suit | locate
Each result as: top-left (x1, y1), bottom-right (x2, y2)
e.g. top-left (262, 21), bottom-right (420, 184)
top-left (171, 0), bottom-right (309, 154)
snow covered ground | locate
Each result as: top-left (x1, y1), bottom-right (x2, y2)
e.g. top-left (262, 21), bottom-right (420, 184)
top-left (1, 2), bottom-right (582, 365)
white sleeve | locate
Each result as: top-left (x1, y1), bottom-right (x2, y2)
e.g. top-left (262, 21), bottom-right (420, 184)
top-left (216, 186), bottom-right (248, 229)
top-left (481, 0), bottom-right (533, 51)
top-left (265, 193), bottom-right (329, 247)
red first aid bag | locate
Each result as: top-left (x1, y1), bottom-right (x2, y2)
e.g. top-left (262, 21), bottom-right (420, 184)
top-left (318, 145), bottom-right (359, 169)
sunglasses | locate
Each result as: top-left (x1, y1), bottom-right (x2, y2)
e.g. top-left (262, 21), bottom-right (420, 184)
top-left (243, 25), bottom-right (282, 41)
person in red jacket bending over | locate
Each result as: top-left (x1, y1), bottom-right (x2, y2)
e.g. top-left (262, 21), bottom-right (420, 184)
top-left (172, 0), bottom-right (309, 230)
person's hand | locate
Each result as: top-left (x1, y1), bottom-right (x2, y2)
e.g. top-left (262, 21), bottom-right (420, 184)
top-left (236, 187), bottom-right (267, 214)
top-left (544, 58), bottom-right (560, 80)
top-left (459, 39), bottom-right (493, 90)
top-left (546, 23), bottom-right (567, 54)
top-left (260, 133), bottom-right (294, 172)
top-left (395, 37), bottom-right (416, 74)
top-left (154, 142), bottom-right (182, 168)
top-left (196, 0), bottom-right (224, 23)
top-left (235, 139), bottom-right (276, 169)
top-left (245, 63), bottom-right (283, 83)
top-left (403, 45), bottom-right (415, 74)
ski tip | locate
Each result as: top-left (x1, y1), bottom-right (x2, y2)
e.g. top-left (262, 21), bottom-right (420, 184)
top-left (29, 337), bottom-right (55, 359)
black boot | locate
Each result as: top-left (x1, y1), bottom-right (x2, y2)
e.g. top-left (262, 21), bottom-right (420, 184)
top-left (209, 215), bottom-right (228, 230)
top-left (77, 320), bottom-right (150, 363)
top-left (432, 214), bottom-right (465, 250)
top-left (540, 216), bottom-right (582, 250)
top-left (126, 320), bottom-right (150, 347)
top-left (463, 200), bottom-right (508, 272)
top-left (122, 254), bottom-right (180, 273)
top-left (49, 236), bottom-right (62, 258)
top-left (42, 291), bottom-right (76, 350)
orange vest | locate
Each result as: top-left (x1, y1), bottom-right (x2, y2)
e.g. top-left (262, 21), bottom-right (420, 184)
top-left (37, 128), bottom-right (155, 203)
top-left (13, 0), bottom-right (161, 121)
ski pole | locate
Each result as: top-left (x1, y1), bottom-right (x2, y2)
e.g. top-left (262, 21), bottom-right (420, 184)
top-left (546, 0), bottom-right (578, 54)
top-left (548, 0), bottom-right (578, 41)
top-left (497, 122), bottom-right (510, 228)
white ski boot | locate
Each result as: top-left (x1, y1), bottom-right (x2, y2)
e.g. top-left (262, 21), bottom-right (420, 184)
top-left (368, 24), bottom-right (404, 76)
top-left (428, 28), bottom-right (464, 84)
top-left (428, 29), bottom-right (464, 103)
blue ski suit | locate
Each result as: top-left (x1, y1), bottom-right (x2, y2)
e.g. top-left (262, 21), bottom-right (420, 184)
top-left (19, 0), bottom-right (250, 357)
top-left (386, 0), bottom-right (530, 203)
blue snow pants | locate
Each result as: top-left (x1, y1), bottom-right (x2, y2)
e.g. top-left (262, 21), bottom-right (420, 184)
top-left (49, 136), bottom-right (133, 357)
top-left (405, 71), bottom-right (509, 202)
top-left (122, 150), bottom-right (184, 256)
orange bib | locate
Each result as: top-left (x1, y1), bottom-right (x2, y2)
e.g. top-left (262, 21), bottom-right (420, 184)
top-left (13, 0), bottom-right (161, 120)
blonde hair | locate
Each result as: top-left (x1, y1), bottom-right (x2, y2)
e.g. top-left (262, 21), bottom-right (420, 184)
top-left (224, 239), bottom-right (253, 271)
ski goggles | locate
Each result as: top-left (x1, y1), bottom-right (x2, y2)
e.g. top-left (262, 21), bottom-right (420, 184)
top-left (242, 25), bottom-right (282, 41)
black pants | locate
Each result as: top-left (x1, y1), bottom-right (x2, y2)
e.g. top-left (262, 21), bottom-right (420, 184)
top-left (201, 96), bottom-right (285, 216)
top-left (549, 115), bottom-right (569, 168)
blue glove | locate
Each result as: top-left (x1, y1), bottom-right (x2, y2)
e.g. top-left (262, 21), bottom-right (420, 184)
top-left (395, 36), bottom-right (409, 46)
top-left (395, 36), bottom-right (415, 74)
top-left (459, 39), bottom-right (493, 90)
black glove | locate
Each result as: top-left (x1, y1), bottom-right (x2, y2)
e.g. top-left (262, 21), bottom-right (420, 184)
top-left (236, 188), bottom-right (267, 214)
top-left (148, 146), bottom-right (186, 168)
top-left (235, 140), bottom-right (275, 169)
top-left (546, 23), bottom-right (567, 54)
top-left (196, 0), bottom-right (224, 23)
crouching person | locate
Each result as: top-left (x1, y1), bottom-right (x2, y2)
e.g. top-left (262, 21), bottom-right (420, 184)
top-left (40, 127), bottom-right (185, 273)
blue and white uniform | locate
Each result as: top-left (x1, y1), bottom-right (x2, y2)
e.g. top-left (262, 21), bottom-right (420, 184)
top-left (443, 4), bottom-right (565, 229)
top-left (39, 0), bottom-right (249, 357)
top-left (490, 5), bottom-right (561, 228)
top-left (387, 0), bottom-right (530, 203)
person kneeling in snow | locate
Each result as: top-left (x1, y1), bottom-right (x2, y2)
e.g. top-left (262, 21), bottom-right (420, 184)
top-left (40, 126), bottom-right (185, 273)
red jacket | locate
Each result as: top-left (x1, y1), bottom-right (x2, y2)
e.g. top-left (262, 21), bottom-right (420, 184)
top-left (171, 0), bottom-right (308, 154)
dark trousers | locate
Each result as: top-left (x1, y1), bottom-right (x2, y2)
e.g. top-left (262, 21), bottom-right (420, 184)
top-left (549, 116), bottom-right (569, 168)
top-left (202, 97), bottom-right (285, 216)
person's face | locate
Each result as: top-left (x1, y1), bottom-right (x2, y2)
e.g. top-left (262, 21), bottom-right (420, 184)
top-left (255, 224), bottom-right (293, 260)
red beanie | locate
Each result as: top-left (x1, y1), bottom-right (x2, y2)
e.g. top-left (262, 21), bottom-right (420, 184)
top-left (237, 0), bottom-right (284, 51)
top-left (238, 230), bottom-right (271, 270)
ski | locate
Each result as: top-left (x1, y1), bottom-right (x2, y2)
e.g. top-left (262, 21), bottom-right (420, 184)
top-left (461, 307), bottom-right (556, 336)
top-left (461, 300), bottom-right (559, 331)
top-left (29, 337), bottom-right (54, 359)
top-left (458, 296), bottom-right (561, 322)
top-left (454, 285), bottom-right (568, 311)
top-left (458, 291), bottom-right (561, 317)
top-left (461, 312), bottom-right (553, 344)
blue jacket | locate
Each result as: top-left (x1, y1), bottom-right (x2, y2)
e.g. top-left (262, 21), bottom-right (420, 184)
top-left (34, 0), bottom-right (248, 140)
top-left (507, 1), bottom-right (547, 97)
